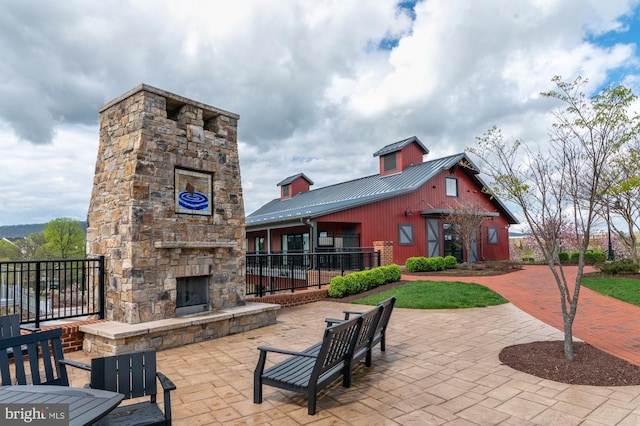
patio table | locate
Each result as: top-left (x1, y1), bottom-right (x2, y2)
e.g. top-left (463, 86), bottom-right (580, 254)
top-left (0, 385), bottom-right (124, 426)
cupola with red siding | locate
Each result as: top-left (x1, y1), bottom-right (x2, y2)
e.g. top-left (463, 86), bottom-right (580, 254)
top-left (373, 136), bottom-right (429, 176)
top-left (277, 173), bottom-right (314, 199)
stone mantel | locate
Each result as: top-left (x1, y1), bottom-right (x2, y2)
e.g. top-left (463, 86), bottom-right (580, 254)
top-left (153, 241), bottom-right (238, 249)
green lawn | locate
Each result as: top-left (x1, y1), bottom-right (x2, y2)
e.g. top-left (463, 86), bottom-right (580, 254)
top-left (350, 280), bottom-right (508, 309)
top-left (582, 277), bottom-right (640, 306)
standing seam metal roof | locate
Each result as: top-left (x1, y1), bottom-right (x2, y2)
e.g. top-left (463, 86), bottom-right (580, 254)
top-left (246, 153), bottom-right (516, 226)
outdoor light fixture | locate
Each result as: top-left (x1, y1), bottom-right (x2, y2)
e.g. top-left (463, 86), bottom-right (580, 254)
top-left (404, 207), bottom-right (414, 216)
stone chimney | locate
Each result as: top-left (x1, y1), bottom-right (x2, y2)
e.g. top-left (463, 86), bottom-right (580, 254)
top-left (86, 84), bottom-right (246, 324)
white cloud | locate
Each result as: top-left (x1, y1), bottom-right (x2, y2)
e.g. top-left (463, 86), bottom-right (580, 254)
top-left (0, 0), bottom-right (639, 224)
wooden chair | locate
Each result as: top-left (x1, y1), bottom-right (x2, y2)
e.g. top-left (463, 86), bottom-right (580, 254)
top-left (89, 350), bottom-right (176, 426)
top-left (0, 313), bottom-right (38, 359)
top-left (0, 328), bottom-right (89, 386)
top-left (0, 313), bottom-right (23, 339)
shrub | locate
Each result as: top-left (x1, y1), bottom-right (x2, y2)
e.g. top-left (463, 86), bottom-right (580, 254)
top-left (431, 256), bottom-right (446, 271)
top-left (558, 252), bottom-right (570, 261)
top-left (344, 274), bottom-right (360, 295)
top-left (444, 255), bottom-right (457, 269)
top-left (584, 251), bottom-right (606, 264)
top-left (406, 257), bottom-right (428, 272)
top-left (329, 265), bottom-right (401, 298)
top-left (367, 268), bottom-right (385, 288)
top-left (328, 276), bottom-right (347, 298)
top-left (385, 264), bottom-right (402, 282)
top-left (570, 252), bottom-right (580, 261)
top-left (595, 260), bottom-right (639, 275)
top-left (357, 271), bottom-right (376, 292)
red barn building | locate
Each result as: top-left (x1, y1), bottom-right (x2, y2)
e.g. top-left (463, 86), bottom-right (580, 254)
top-left (246, 137), bottom-right (518, 265)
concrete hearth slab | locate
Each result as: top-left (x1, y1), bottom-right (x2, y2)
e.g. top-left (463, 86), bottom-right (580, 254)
top-left (80, 302), bottom-right (280, 356)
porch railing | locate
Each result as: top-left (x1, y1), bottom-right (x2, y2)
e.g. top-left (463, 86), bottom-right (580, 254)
top-left (246, 250), bottom-right (380, 297)
top-left (0, 256), bottom-right (105, 328)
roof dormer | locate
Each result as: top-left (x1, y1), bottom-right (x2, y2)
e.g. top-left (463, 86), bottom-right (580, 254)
top-left (277, 173), bottom-right (314, 199)
top-left (373, 136), bottom-right (429, 176)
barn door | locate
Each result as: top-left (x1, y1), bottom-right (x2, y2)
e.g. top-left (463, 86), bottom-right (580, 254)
top-left (426, 218), bottom-right (440, 258)
top-left (470, 232), bottom-right (479, 263)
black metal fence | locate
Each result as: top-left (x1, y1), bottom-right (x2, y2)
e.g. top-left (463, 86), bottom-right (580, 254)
top-left (246, 250), bottom-right (380, 297)
top-left (0, 256), bottom-right (105, 328)
top-left (1, 250), bottom-right (380, 324)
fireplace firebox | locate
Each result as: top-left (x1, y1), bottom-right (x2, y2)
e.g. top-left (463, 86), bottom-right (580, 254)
top-left (176, 276), bottom-right (210, 316)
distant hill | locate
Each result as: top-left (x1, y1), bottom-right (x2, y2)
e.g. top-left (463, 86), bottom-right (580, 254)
top-left (0, 222), bottom-right (87, 239)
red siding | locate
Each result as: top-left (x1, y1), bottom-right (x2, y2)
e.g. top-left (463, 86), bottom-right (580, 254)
top-left (281, 177), bottom-right (311, 199)
top-left (399, 143), bottom-right (426, 170)
top-left (247, 167), bottom-right (513, 265)
top-left (319, 168), bottom-right (511, 264)
top-left (377, 142), bottom-right (426, 176)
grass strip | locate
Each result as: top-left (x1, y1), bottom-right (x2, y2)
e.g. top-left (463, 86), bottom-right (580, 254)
top-left (351, 280), bottom-right (508, 309)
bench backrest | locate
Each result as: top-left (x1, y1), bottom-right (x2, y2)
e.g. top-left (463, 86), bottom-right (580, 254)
top-left (0, 328), bottom-right (69, 386)
top-left (0, 314), bottom-right (22, 340)
top-left (311, 316), bottom-right (362, 381)
top-left (352, 305), bottom-right (384, 353)
top-left (373, 296), bottom-right (396, 341)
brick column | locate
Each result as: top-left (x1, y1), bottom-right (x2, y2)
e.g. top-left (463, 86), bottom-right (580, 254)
top-left (373, 241), bottom-right (394, 266)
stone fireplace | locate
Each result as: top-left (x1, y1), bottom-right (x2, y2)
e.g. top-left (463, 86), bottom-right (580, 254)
top-left (81, 84), bottom-right (278, 356)
top-left (86, 84), bottom-right (248, 324)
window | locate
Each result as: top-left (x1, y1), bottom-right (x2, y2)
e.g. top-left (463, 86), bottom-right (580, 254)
top-left (282, 184), bottom-right (290, 197)
top-left (254, 236), bottom-right (265, 253)
top-left (318, 231), bottom-right (334, 247)
top-left (282, 233), bottom-right (309, 253)
top-left (398, 224), bottom-right (414, 245)
top-left (445, 177), bottom-right (458, 197)
top-left (488, 227), bottom-right (498, 245)
top-left (383, 153), bottom-right (397, 172)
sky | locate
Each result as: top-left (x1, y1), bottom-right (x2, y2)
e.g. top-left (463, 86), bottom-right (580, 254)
top-left (1, 0), bottom-right (640, 227)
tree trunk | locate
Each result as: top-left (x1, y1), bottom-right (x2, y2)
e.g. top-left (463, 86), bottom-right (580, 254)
top-left (563, 315), bottom-right (575, 361)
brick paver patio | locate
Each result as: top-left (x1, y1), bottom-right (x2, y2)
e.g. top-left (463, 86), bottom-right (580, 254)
top-left (63, 266), bottom-right (640, 425)
top-left (403, 265), bottom-right (640, 367)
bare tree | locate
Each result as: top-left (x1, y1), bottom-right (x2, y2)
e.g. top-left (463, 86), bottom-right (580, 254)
top-left (441, 200), bottom-right (488, 264)
top-left (605, 135), bottom-right (640, 264)
top-left (468, 76), bottom-right (633, 360)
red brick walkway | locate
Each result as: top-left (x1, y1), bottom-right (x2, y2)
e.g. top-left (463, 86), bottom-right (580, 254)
top-left (403, 265), bottom-right (640, 366)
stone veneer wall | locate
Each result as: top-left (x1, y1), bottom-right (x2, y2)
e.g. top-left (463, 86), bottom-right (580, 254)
top-left (82, 307), bottom-right (278, 356)
top-left (86, 84), bottom-right (246, 324)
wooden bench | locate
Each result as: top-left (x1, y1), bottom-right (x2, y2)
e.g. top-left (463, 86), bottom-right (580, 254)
top-left (254, 315), bottom-right (363, 415)
top-left (328, 296), bottom-right (396, 367)
top-left (322, 304), bottom-right (383, 384)
top-left (0, 328), bottom-right (90, 386)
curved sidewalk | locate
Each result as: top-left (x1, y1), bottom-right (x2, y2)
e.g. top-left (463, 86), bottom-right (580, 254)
top-left (403, 265), bottom-right (640, 366)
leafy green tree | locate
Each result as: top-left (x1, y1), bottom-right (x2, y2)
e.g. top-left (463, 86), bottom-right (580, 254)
top-left (469, 76), bottom-right (633, 360)
top-left (14, 232), bottom-right (50, 260)
top-left (0, 239), bottom-right (21, 260)
top-left (42, 218), bottom-right (86, 259)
